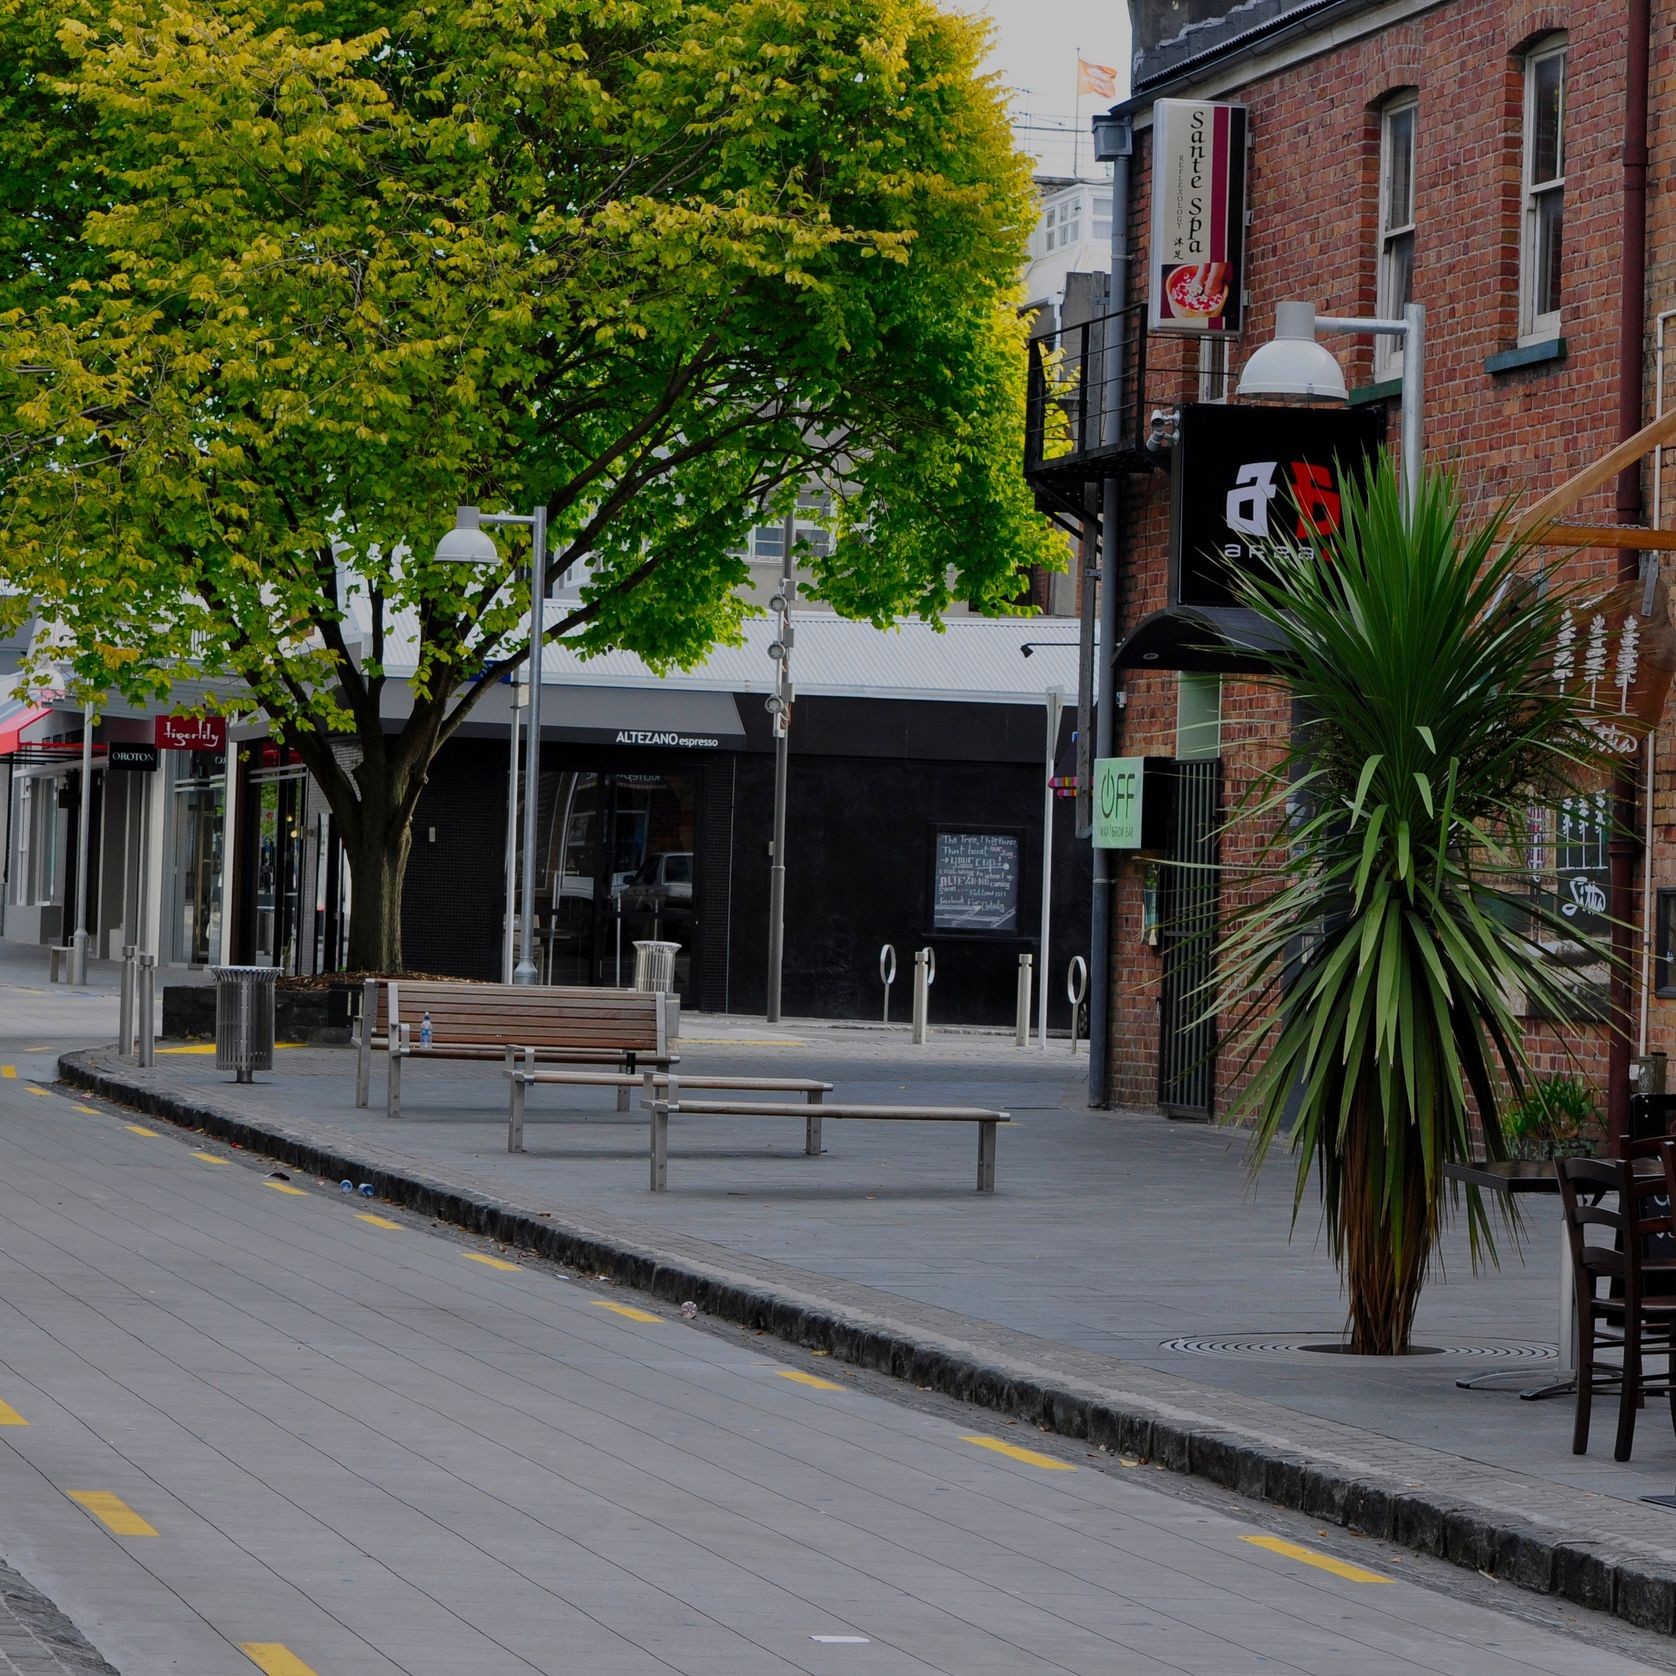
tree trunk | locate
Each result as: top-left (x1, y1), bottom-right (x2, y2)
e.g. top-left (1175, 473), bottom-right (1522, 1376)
top-left (1341, 1106), bottom-right (1435, 1355)
top-left (342, 807), bottom-right (414, 973)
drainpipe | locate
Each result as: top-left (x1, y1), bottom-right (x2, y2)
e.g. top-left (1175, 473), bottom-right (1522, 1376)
top-left (1609, 0), bottom-right (1651, 1149)
top-left (1087, 113), bottom-right (1133, 1109)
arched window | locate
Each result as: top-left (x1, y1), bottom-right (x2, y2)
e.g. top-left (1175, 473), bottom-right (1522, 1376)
top-left (1521, 34), bottom-right (1567, 341)
top-left (1376, 91), bottom-right (1417, 376)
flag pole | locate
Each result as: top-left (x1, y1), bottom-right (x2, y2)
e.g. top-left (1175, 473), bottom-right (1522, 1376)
top-left (1073, 47), bottom-right (1082, 176)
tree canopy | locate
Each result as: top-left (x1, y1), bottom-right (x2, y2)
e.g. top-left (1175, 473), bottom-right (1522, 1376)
top-left (0, 0), bottom-right (1057, 964)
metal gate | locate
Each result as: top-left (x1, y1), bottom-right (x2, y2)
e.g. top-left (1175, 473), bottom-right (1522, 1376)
top-left (1158, 760), bottom-right (1221, 1119)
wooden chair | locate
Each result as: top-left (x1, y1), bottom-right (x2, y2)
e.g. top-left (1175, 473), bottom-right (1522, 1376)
top-left (1557, 1155), bottom-right (1676, 1460)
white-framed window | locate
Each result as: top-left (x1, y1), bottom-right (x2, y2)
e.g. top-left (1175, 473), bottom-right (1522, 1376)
top-left (1520, 36), bottom-right (1566, 342)
top-left (1039, 195), bottom-right (1084, 255)
top-left (1198, 337), bottom-right (1231, 403)
top-left (1376, 94), bottom-right (1416, 377)
top-left (1092, 193), bottom-right (1112, 244)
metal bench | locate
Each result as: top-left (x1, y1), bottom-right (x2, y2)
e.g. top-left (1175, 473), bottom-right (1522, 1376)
top-left (504, 1057), bottom-right (830, 1153)
top-left (358, 979), bottom-right (675, 1119)
top-left (645, 1083), bottom-right (1010, 1193)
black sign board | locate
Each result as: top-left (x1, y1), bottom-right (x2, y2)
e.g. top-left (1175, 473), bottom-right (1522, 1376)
top-left (931, 829), bottom-right (1020, 933)
top-left (107, 743), bottom-right (159, 773)
top-left (1169, 403), bottom-right (1388, 608)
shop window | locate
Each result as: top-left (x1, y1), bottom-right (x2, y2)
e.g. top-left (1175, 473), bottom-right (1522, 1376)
top-left (1520, 36), bottom-right (1566, 342)
top-left (1197, 337), bottom-right (1230, 403)
top-left (1176, 674), bottom-right (1222, 759)
top-left (1657, 889), bottom-right (1676, 998)
top-left (1375, 93), bottom-right (1417, 377)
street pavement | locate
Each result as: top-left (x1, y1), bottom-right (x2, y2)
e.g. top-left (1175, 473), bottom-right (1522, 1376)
top-left (1, 966), bottom-right (1675, 1671)
top-left (63, 989), bottom-right (1647, 1501)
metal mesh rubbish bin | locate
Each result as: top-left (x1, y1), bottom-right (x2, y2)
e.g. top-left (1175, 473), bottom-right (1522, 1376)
top-left (212, 965), bottom-right (279, 1083)
top-left (632, 940), bottom-right (679, 995)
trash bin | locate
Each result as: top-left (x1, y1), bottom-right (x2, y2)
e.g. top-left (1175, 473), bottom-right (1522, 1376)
top-left (212, 965), bottom-right (280, 1083)
top-left (632, 940), bottom-right (679, 995)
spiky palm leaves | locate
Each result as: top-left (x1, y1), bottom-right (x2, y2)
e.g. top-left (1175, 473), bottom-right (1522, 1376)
top-left (1220, 459), bottom-right (1614, 1353)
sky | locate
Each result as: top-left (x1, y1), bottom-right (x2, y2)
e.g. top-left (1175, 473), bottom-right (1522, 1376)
top-left (966, 0), bottom-right (1133, 177)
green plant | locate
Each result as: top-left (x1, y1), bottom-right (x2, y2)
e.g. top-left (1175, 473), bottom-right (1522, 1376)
top-left (1217, 457), bottom-right (1617, 1354)
top-left (1502, 1074), bottom-right (1599, 1159)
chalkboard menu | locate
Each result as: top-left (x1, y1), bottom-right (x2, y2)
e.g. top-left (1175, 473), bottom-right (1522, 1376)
top-left (932, 830), bottom-right (1020, 933)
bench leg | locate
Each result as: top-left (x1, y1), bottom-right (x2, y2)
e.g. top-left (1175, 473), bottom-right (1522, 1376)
top-left (355, 1032), bottom-right (371, 1108)
top-left (650, 1103), bottom-right (669, 1192)
top-left (386, 1044), bottom-right (403, 1121)
top-left (977, 1120), bottom-right (997, 1193)
top-left (616, 1084), bottom-right (632, 1113)
top-left (805, 1090), bottom-right (823, 1157)
top-left (508, 1075), bottom-right (526, 1154)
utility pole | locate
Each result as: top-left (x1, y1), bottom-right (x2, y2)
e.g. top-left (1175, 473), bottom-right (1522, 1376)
top-left (69, 697), bottom-right (93, 984)
top-left (765, 506), bottom-right (797, 1022)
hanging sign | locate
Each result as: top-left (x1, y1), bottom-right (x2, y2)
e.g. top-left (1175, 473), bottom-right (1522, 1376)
top-left (1547, 576), bottom-right (1676, 757)
top-left (1148, 100), bottom-right (1249, 334)
top-left (154, 714), bottom-right (226, 752)
top-left (1093, 757), bottom-right (1172, 850)
top-left (1170, 403), bottom-right (1388, 608)
top-left (107, 743), bottom-right (159, 772)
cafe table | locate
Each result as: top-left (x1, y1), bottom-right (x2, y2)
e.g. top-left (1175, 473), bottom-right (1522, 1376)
top-left (1441, 1156), bottom-right (1665, 1400)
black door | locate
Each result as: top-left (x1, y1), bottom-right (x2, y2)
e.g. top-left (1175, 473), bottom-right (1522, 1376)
top-left (1157, 760), bottom-right (1221, 1119)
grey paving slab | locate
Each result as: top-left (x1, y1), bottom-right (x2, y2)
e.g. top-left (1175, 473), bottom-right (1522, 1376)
top-left (0, 984), bottom-right (1660, 1667)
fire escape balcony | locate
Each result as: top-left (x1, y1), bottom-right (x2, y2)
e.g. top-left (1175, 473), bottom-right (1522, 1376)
top-left (1024, 304), bottom-right (1223, 526)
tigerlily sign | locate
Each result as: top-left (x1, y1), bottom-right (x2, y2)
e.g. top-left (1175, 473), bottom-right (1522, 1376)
top-left (1149, 99), bottom-right (1249, 334)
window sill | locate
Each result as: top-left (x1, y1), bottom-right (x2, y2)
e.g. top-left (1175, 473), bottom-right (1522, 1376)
top-left (1348, 377), bottom-right (1402, 406)
top-left (1485, 338), bottom-right (1566, 376)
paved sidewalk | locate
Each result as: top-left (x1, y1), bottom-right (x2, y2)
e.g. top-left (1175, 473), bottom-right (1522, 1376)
top-left (24, 940), bottom-right (1676, 1631)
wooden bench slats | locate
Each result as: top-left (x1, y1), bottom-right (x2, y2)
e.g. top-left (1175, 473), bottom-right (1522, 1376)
top-left (357, 978), bottom-right (672, 1118)
top-left (511, 1073), bottom-right (830, 1092)
top-left (666, 1102), bottom-right (1008, 1122)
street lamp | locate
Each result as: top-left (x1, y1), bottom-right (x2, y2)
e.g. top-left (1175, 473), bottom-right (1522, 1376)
top-left (434, 504), bottom-right (549, 985)
top-left (1237, 300), bottom-right (1426, 515)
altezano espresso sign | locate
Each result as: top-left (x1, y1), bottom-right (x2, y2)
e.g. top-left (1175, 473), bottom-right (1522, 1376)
top-left (614, 730), bottom-right (719, 749)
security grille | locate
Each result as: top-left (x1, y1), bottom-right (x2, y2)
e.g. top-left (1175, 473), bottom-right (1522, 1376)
top-left (1158, 760), bottom-right (1221, 1118)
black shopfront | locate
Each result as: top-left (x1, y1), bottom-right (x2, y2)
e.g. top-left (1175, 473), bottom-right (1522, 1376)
top-left (401, 686), bottom-right (1091, 1029)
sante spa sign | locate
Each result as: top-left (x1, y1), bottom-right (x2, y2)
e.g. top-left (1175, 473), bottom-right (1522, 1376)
top-left (1148, 99), bottom-right (1249, 335)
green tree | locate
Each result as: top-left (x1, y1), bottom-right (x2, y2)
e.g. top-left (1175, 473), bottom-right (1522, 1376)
top-left (0, 0), bottom-right (1057, 968)
top-left (1218, 461), bottom-right (1615, 1354)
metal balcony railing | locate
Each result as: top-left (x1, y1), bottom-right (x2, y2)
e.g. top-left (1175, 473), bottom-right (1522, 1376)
top-left (1024, 305), bottom-right (1237, 516)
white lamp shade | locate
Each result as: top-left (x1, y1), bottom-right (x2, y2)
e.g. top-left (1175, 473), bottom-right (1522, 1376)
top-left (1236, 301), bottom-right (1349, 401)
top-left (433, 506), bottom-right (501, 565)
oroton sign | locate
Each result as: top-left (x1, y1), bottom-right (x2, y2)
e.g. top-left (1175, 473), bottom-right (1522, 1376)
top-left (154, 714), bottom-right (227, 752)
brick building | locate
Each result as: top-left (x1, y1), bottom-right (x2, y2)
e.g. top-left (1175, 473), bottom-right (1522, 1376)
top-left (1052, 0), bottom-right (1669, 1119)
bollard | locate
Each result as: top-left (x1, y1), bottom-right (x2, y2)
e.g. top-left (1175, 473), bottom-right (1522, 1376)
top-left (137, 954), bottom-right (156, 1068)
top-left (910, 946), bottom-right (936, 1045)
top-left (1015, 953), bottom-right (1033, 1047)
top-left (118, 944), bottom-right (137, 1058)
top-left (1066, 955), bottom-right (1089, 1055)
top-left (879, 943), bottom-right (897, 1025)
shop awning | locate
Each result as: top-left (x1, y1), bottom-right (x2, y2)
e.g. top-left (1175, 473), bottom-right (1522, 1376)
top-left (1112, 606), bottom-right (1289, 675)
top-left (0, 697), bottom-right (50, 756)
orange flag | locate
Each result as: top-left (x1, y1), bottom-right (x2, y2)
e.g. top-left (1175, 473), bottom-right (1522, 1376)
top-left (1077, 58), bottom-right (1117, 99)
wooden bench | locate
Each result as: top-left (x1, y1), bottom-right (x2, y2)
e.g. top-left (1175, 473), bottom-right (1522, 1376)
top-left (504, 1057), bottom-right (831, 1153)
top-left (356, 979), bottom-right (675, 1119)
top-left (645, 1084), bottom-right (1010, 1193)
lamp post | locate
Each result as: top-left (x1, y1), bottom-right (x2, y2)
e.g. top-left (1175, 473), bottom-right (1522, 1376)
top-left (765, 506), bottom-right (796, 1024)
top-left (68, 696), bottom-right (93, 985)
top-left (435, 504), bottom-right (548, 985)
top-left (1236, 300), bottom-right (1426, 514)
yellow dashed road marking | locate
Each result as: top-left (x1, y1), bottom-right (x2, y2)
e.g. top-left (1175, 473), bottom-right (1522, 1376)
top-left (125, 1125), bottom-right (159, 1138)
top-left (241, 1645), bottom-right (320, 1676)
top-left (1241, 1534), bottom-right (1392, 1583)
top-left (0, 1399), bottom-right (27, 1427)
top-left (590, 1299), bottom-right (660, 1322)
top-left (68, 1491), bottom-right (157, 1537)
top-left (0, 1066), bottom-right (15, 1079)
top-left (24, 1086), bottom-right (49, 1098)
top-left (192, 1151), bottom-right (230, 1165)
top-left (356, 1213), bottom-right (401, 1230)
top-left (24, 1044), bottom-right (52, 1052)
top-left (73, 1104), bottom-right (99, 1115)
top-left (961, 1435), bottom-right (1075, 1471)
top-left (157, 1042), bottom-right (306, 1056)
top-left (463, 1252), bottom-right (522, 1272)
top-left (777, 1369), bottom-right (843, 1391)
top-left (264, 1181), bottom-right (308, 1197)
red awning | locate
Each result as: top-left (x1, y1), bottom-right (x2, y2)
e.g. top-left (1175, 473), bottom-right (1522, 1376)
top-left (0, 702), bottom-right (50, 756)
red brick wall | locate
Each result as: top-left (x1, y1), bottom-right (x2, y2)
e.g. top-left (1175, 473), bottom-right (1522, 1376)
top-left (1104, 0), bottom-right (1655, 1117)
